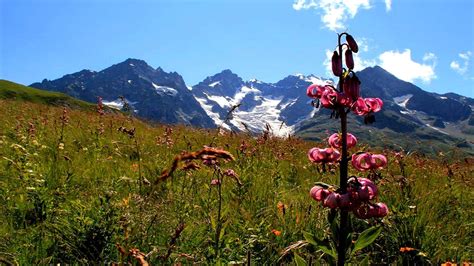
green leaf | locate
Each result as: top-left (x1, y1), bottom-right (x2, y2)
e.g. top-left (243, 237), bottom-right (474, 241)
top-left (314, 182), bottom-right (333, 188)
top-left (302, 231), bottom-right (337, 259)
top-left (303, 231), bottom-right (317, 245)
top-left (294, 253), bottom-right (306, 266)
top-left (359, 255), bottom-right (370, 266)
top-left (351, 226), bottom-right (382, 255)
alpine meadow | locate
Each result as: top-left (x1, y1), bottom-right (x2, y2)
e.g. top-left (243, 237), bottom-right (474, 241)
top-left (1, 0), bottom-right (474, 265)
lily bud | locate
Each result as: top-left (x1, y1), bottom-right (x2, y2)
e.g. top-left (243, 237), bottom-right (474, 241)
top-left (346, 34), bottom-right (359, 53)
top-left (343, 75), bottom-right (361, 101)
top-left (331, 51), bottom-right (342, 77)
top-left (345, 49), bottom-right (354, 69)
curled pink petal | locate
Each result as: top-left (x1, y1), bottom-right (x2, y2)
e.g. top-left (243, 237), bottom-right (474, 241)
top-left (374, 203), bottom-right (389, 217)
top-left (357, 178), bottom-right (378, 198)
top-left (354, 204), bottom-right (374, 219)
top-left (352, 153), bottom-right (388, 171)
top-left (328, 133), bottom-right (357, 149)
top-left (310, 186), bottom-right (330, 202)
top-left (320, 87), bottom-right (338, 108)
top-left (351, 97), bottom-right (370, 116)
top-left (323, 192), bottom-right (340, 209)
top-left (352, 153), bottom-right (372, 171)
top-left (336, 93), bottom-right (352, 107)
top-left (308, 147), bottom-right (341, 164)
top-left (365, 98), bottom-right (383, 113)
top-left (372, 154), bottom-right (387, 169)
top-left (338, 193), bottom-right (352, 209)
top-left (306, 84), bottom-right (325, 99)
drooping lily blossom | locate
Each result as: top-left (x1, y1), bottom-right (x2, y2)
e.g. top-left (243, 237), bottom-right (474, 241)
top-left (338, 193), bottom-right (352, 209)
top-left (347, 177), bottom-right (378, 201)
top-left (365, 98), bottom-right (383, 113)
top-left (319, 87), bottom-right (338, 108)
top-left (353, 203), bottom-right (388, 219)
top-left (353, 204), bottom-right (374, 219)
top-left (323, 192), bottom-right (340, 209)
top-left (373, 203), bottom-right (389, 217)
top-left (351, 97), bottom-right (384, 116)
top-left (336, 93), bottom-right (352, 107)
top-left (352, 153), bottom-right (388, 171)
top-left (308, 147), bottom-right (341, 164)
top-left (310, 186), bottom-right (330, 201)
top-left (328, 133), bottom-right (358, 149)
top-left (306, 84), bottom-right (323, 98)
top-left (351, 97), bottom-right (370, 115)
top-left (349, 177), bottom-right (378, 195)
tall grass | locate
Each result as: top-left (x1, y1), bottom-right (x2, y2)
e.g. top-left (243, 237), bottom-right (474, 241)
top-left (0, 99), bottom-right (472, 264)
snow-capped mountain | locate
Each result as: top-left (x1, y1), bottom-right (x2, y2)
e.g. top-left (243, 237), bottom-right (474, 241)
top-left (30, 59), bottom-right (214, 127)
top-left (29, 59), bottom-right (473, 154)
top-left (191, 70), bottom-right (330, 136)
top-left (193, 66), bottom-right (473, 153)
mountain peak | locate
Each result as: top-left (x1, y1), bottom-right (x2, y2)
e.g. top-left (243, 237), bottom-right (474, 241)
top-left (123, 58), bottom-right (148, 65)
top-left (202, 69), bottom-right (243, 86)
top-left (219, 69), bottom-right (234, 75)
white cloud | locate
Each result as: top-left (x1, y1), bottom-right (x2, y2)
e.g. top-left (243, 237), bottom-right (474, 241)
top-left (385, 0), bottom-right (392, 11)
top-left (450, 51), bottom-right (471, 75)
top-left (292, 0), bottom-right (371, 31)
top-left (423, 52), bottom-right (437, 62)
top-left (378, 49), bottom-right (437, 83)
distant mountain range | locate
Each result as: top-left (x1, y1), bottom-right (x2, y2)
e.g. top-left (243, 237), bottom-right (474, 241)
top-left (29, 58), bottom-right (474, 154)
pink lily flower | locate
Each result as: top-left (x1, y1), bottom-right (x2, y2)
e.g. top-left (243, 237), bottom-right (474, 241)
top-left (353, 204), bottom-right (374, 219)
top-left (328, 133), bottom-right (358, 149)
top-left (352, 153), bottom-right (387, 171)
top-left (310, 186), bottom-right (330, 202)
top-left (323, 192), bottom-right (340, 209)
top-left (373, 202), bottom-right (389, 217)
top-left (308, 147), bottom-right (341, 164)
top-left (338, 193), bottom-right (353, 209)
top-left (320, 87), bottom-right (338, 108)
top-left (306, 84), bottom-right (323, 98)
top-left (336, 92), bottom-right (353, 107)
top-left (351, 97), bottom-right (370, 115)
top-left (365, 98), bottom-right (383, 113)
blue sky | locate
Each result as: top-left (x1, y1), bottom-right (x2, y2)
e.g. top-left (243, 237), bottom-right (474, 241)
top-left (1, 0), bottom-right (473, 97)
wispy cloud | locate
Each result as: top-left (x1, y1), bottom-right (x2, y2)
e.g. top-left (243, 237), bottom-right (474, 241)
top-left (450, 51), bottom-right (472, 76)
top-left (378, 49), bottom-right (437, 83)
top-left (385, 0), bottom-right (392, 11)
top-left (292, 0), bottom-right (391, 31)
top-left (292, 0), bottom-right (371, 31)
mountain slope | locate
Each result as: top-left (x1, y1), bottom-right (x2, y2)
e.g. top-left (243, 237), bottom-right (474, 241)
top-left (30, 58), bottom-right (214, 127)
top-left (0, 79), bottom-right (94, 109)
top-left (192, 70), bottom-right (328, 135)
top-left (193, 66), bottom-right (473, 154)
top-left (27, 59), bottom-right (473, 154)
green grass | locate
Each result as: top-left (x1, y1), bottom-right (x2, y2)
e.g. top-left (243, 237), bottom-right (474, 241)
top-left (0, 99), bottom-right (472, 265)
top-left (0, 79), bottom-right (94, 109)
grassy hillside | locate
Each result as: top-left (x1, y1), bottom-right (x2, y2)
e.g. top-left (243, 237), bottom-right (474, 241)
top-left (0, 99), bottom-right (472, 264)
top-left (0, 79), bottom-right (94, 109)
